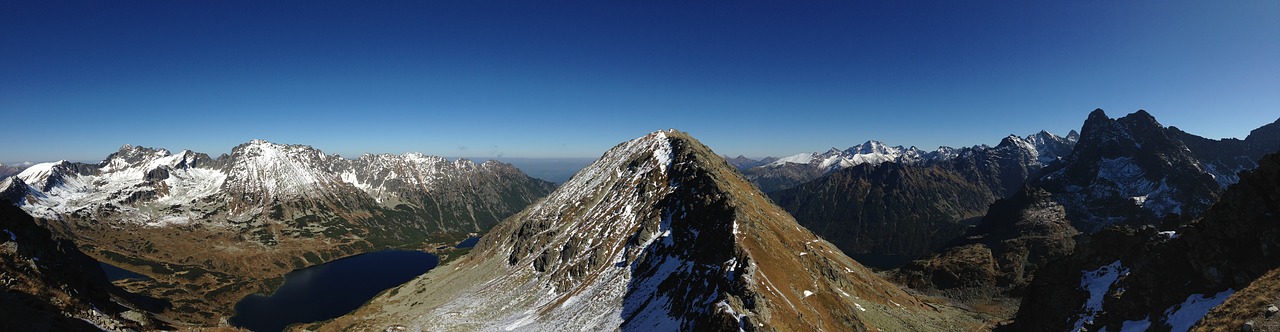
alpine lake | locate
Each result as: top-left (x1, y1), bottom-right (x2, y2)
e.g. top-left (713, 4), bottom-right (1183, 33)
top-left (223, 239), bottom-right (472, 332)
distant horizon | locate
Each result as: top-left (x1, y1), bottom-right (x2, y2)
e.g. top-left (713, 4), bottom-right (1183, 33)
top-left (4, 109), bottom-right (1275, 166)
top-left (3, 2), bottom-right (1276, 163)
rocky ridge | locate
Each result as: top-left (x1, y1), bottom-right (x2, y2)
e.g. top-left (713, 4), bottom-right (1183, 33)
top-left (315, 130), bottom-right (990, 331)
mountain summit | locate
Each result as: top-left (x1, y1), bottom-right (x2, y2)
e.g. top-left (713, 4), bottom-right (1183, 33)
top-left (320, 130), bottom-right (979, 331)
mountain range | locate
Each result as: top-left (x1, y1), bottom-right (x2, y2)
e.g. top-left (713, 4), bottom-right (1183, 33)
top-left (743, 130), bottom-right (1078, 193)
top-left (1, 140), bottom-right (554, 324)
top-left (3, 110), bottom-right (1279, 331)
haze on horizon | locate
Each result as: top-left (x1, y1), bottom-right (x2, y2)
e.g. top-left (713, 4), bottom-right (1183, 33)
top-left (2, 1), bottom-right (1276, 164)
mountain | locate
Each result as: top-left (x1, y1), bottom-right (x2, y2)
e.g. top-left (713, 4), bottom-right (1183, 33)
top-left (2, 140), bottom-right (554, 325)
top-left (898, 110), bottom-right (1280, 295)
top-left (764, 130), bottom-right (1076, 259)
top-left (1013, 152), bottom-right (1280, 331)
top-left (317, 130), bottom-right (989, 331)
top-left (1035, 110), bottom-right (1280, 233)
top-left (722, 155), bottom-right (777, 171)
top-left (0, 162), bottom-right (32, 180)
top-left (745, 131), bottom-right (1077, 193)
top-left (1, 202), bottom-right (168, 331)
top-left (770, 162), bottom-right (995, 258)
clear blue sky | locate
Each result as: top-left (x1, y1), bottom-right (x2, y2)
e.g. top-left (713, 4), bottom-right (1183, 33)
top-left (2, 1), bottom-right (1277, 163)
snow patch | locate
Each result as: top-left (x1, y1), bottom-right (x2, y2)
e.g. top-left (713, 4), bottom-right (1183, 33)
top-left (1071, 260), bottom-right (1130, 331)
top-left (803, 290), bottom-right (814, 298)
top-left (503, 314), bottom-right (536, 331)
top-left (1163, 289), bottom-right (1234, 332)
top-left (652, 131), bottom-right (673, 173)
top-left (1119, 317), bottom-right (1151, 332)
top-left (3, 229), bottom-right (14, 241)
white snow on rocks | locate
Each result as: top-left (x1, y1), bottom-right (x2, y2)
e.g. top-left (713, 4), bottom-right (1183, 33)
top-left (1163, 289), bottom-right (1235, 332)
top-left (1071, 260), bottom-right (1130, 331)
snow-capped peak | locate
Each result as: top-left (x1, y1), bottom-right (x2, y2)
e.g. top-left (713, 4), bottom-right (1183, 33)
top-left (16, 160), bottom-right (73, 192)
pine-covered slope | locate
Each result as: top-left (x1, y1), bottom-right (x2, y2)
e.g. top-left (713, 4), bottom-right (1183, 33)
top-left (2, 140), bottom-right (554, 325)
top-left (318, 131), bottom-right (986, 331)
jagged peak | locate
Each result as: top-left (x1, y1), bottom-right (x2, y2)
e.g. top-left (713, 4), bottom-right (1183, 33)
top-left (997, 134), bottom-right (1027, 149)
top-left (1088, 108), bottom-right (1109, 120)
top-left (1118, 109), bottom-right (1163, 129)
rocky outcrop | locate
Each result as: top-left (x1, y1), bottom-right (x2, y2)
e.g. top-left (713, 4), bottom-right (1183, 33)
top-left (894, 187), bottom-right (1076, 293)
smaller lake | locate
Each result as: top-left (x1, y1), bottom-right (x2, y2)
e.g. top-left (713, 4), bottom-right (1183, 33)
top-left (455, 236), bottom-right (480, 248)
top-left (99, 262), bottom-right (149, 282)
top-left (229, 250), bottom-right (438, 332)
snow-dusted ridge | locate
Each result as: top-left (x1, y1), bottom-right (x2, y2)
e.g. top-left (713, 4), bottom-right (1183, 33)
top-left (762, 131), bottom-right (1078, 173)
top-left (6, 140), bottom-right (549, 228)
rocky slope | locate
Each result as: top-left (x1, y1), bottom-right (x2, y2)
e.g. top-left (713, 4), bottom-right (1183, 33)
top-left (898, 110), bottom-right (1280, 296)
top-left (770, 162), bottom-right (995, 257)
top-left (1, 202), bottom-right (168, 331)
top-left (2, 140), bottom-right (554, 325)
top-left (315, 130), bottom-right (990, 331)
top-left (1012, 152), bottom-right (1280, 331)
top-left (765, 130), bottom-right (1076, 259)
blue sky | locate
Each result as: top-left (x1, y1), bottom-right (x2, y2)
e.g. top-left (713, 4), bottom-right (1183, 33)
top-left (2, 1), bottom-right (1277, 163)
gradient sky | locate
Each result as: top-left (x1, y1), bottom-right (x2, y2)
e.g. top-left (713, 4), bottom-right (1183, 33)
top-left (2, 1), bottom-right (1277, 163)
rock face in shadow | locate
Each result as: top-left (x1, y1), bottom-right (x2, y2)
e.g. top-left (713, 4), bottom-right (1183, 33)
top-left (0, 203), bottom-right (167, 331)
top-left (1012, 152), bottom-right (1280, 331)
top-left (317, 130), bottom-right (981, 331)
top-left (770, 162), bottom-right (995, 257)
top-left (896, 111), bottom-right (1280, 296)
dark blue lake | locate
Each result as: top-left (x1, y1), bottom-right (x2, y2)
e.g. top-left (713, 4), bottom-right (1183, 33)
top-left (99, 262), bottom-right (149, 281)
top-left (455, 236), bottom-right (480, 248)
top-left (229, 250), bottom-right (438, 332)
